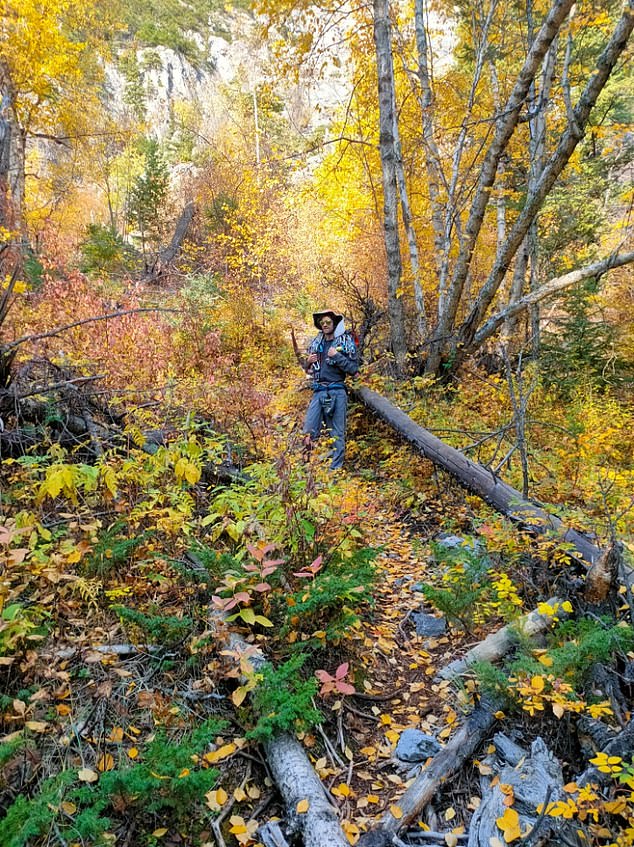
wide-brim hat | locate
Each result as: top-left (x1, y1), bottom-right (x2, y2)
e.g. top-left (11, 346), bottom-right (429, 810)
top-left (313, 310), bottom-right (344, 331)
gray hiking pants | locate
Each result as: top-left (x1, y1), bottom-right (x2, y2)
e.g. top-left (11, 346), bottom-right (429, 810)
top-left (303, 387), bottom-right (348, 470)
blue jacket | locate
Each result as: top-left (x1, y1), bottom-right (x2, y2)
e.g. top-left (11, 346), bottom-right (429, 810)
top-left (306, 325), bottom-right (358, 386)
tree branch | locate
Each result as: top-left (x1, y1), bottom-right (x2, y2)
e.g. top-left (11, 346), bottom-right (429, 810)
top-left (471, 250), bottom-right (634, 349)
top-left (1, 307), bottom-right (181, 354)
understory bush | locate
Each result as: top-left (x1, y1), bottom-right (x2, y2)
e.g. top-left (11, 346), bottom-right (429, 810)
top-left (1, 718), bottom-right (225, 847)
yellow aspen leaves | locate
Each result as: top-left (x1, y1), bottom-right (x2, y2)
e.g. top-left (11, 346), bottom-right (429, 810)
top-left (97, 753), bottom-right (115, 772)
top-left (205, 788), bottom-right (228, 811)
top-left (589, 752), bottom-right (624, 774)
top-left (296, 799), bottom-right (310, 813)
top-left (204, 742), bottom-right (236, 763)
top-left (495, 807), bottom-right (522, 842)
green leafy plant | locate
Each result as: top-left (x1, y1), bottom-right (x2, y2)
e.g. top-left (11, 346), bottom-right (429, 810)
top-left (247, 654), bottom-right (322, 742)
top-left (112, 604), bottom-right (193, 645)
top-left (211, 542), bottom-right (281, 628)
top-left (1, 719), bottom-right (225, 847)
top-left (281, 547), bottom-right (377, 644)
top-left (421, 539), bottom-right (523, 633)
top-left (84, 520), bottom-right (150, 577)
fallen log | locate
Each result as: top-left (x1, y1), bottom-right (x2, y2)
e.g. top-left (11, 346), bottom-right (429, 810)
top-left (467, 736), bottom-right (563, 847)
top-left (358, 703), bottom-right (498, 846)
top-left (353, 386), bottom-right (601, 566)
top-left (184, 553), bottom-right (350, 847)
top-left (437, 595), bottom-right (564, 681)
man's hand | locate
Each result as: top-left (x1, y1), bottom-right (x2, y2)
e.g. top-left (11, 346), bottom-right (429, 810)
top-left (306, 353), bottom-right (319, 365)
top-left (326, 347), bottom-right (339, 358)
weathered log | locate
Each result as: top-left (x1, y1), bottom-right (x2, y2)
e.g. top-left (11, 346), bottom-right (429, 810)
top-left (257, 821), bottom-right (290, 847)
top-left (467, 737), bottom-right (563, 847)
top-left (577, 717), bottom-right (634, 788)
top-left (358, 704), bottom-right (497, 846)
top-left (437, 595), bottom-right (564, 681)
top-left (188, 549), bottom-right (350, 847)
top-left (585, 540), bottom-right (622, 603)
top-left (353, 386), bottom-right (601, 565)
top-left (263, 732), bottom-right (350, 847)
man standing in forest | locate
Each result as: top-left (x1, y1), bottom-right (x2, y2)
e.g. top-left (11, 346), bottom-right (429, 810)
top-left (302, 309), bottom-right (358, 470)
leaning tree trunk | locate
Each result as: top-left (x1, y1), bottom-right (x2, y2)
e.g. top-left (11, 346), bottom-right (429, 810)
top-left (453, 3), bottom-right (634, 367)
top-left (425, 0), bottom-right (575, 375)
top-left (373, 0), bottom-right (408, 375)
top-left (353, 386), bottom-right (602, 565)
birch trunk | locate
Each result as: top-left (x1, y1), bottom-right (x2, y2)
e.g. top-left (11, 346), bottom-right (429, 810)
top-left (453, 4), bottom-right (634, 364)
top-left (473, 251), bottom-right (634, 349)
top-left (424, 0), bottom-right (575, 374)
top-left (374, 0), bottom-right (408, 374)
top-left (392, 94), bottom-right (428, 340)
top-left (413, 0), bottom-right (446, 267)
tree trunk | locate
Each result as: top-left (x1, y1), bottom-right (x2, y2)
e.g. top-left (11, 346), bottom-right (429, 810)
top-left (413, 0), bottom-right (446, 268)
top-left (373, 0), bottom-right (408, 375)
top-left (392, 103), bottom-right (427, 341)
top-left (453, 4), bottom-right (634, 366)
top-left (425, 0), bottom-right (575, 375)
top-left (352, 385), bottom-right (602, 565)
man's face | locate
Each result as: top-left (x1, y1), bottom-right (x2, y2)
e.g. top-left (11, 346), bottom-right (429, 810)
top-left (320, 317), bottom-right (334, 332)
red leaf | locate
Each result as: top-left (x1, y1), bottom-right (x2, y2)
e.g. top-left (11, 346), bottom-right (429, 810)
top-left (233, 592), bottom-right (251, 604)
top-left (253, 582), bottom-right (271, 592)
top-left (315, 670), bottom-right (333, 683)
top-left (336, 681), bottom-right (356, 695)
top-left (335, 663), bottom-right (349, 680)
top-left (247, 544), bottom-right (264, 562)
top-left (310, 555), bottom-right (323, 572)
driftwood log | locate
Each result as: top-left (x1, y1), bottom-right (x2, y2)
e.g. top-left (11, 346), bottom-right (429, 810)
top-left (183, 553), bottom-right (350, 847)
top-left (467, 735), bottom-right (563, 847)
top-left (353, 387), bottom-right (601, 566)
top-left (437, 595), bottom-right (565, 681)
top-left (358, 704), bottom-right (498, 846)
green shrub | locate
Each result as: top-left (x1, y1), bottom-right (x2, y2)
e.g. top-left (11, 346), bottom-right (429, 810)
top-left (247, 654), bottom-right (322, 742)
top-left (112, 604), bottom-right (193, 645)
top-left (421, 540), bottom-right (491, 632)
top-left (0, 719), bottom-right (225, 847)
top-left (80, 223), bottom-right (136, 276)
top-left (281, 547), bottom-right (377, 644)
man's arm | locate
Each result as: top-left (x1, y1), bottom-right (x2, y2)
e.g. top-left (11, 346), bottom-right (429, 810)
top-left (327, 337), bottom-right (358, 376)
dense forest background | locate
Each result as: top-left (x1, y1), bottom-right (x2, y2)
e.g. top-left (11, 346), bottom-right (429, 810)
top-left (1, 0), bottom-right (633, 845)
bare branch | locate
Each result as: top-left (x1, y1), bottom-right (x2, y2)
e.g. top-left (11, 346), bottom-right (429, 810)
top-left (471, 250), bottom-right (634, 349)
top-left (1, 307), bottom-right (181, 354)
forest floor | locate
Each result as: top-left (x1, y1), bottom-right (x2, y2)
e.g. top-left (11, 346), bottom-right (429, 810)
top-left (2, 342), bottom-right (633, 847)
